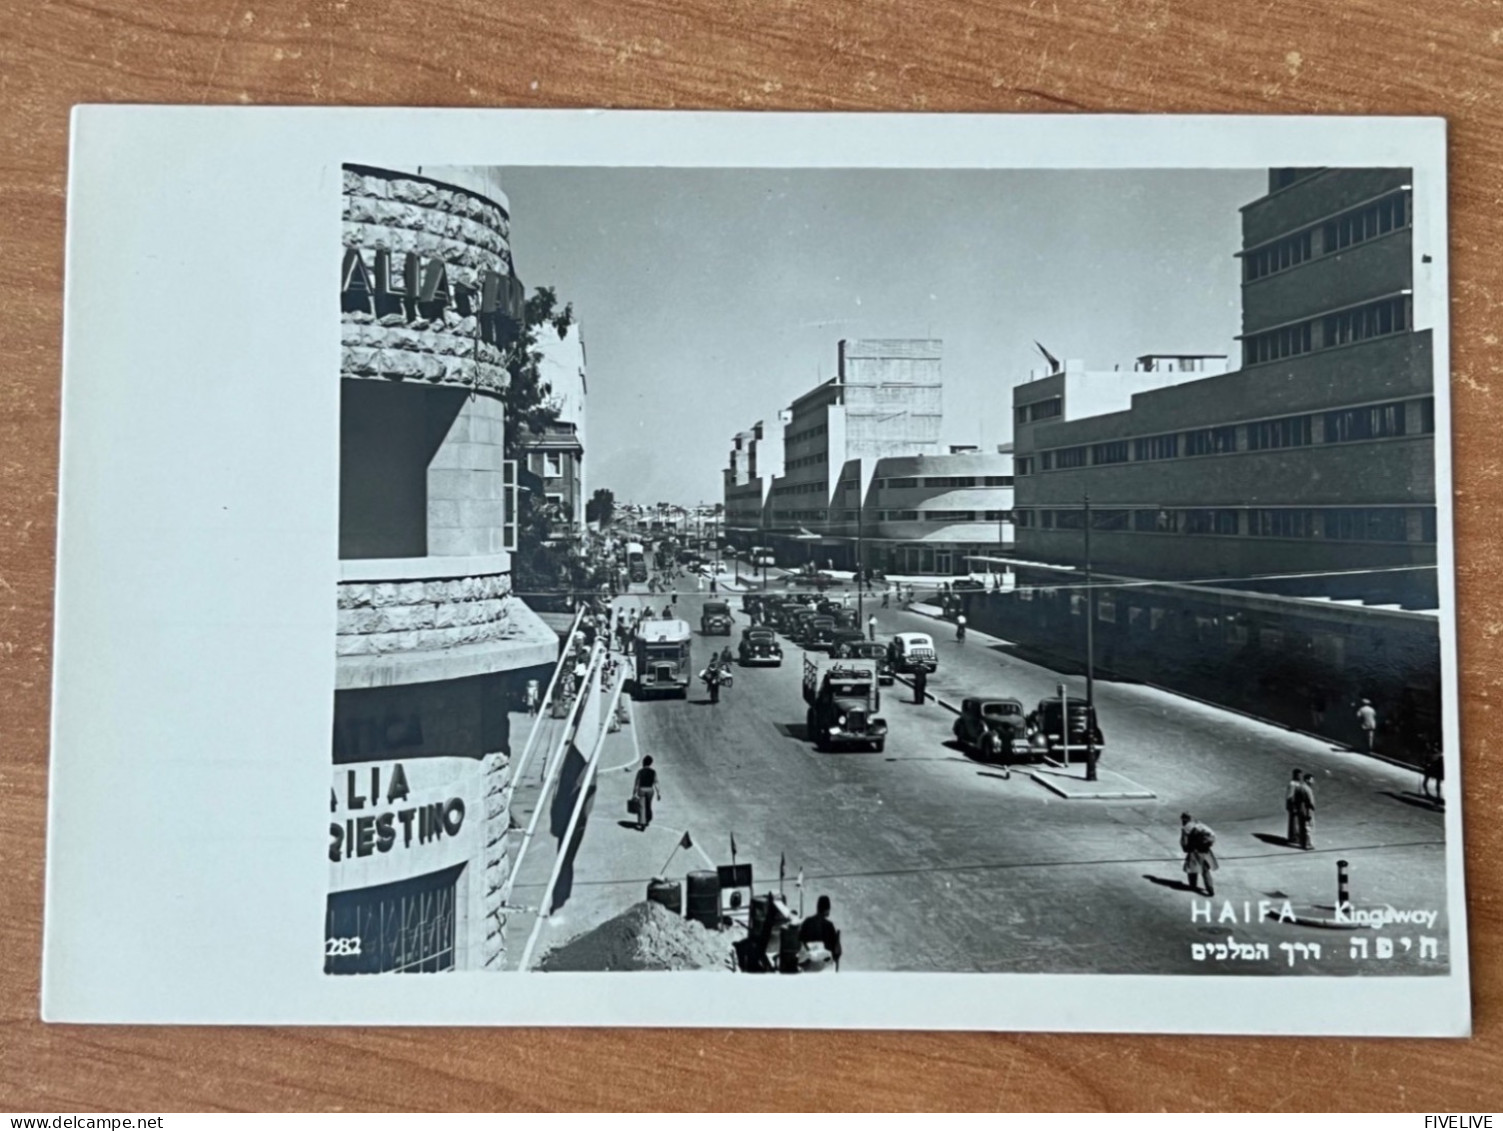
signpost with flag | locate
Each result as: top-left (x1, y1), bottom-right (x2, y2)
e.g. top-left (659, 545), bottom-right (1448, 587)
top-left (658, 829), bottom-right (694, 875)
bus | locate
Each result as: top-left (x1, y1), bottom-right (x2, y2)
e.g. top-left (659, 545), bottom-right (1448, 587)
top-left (634, 618), bottom-right (693, 698)
top-left (626, 541), bottom-right (647, 583)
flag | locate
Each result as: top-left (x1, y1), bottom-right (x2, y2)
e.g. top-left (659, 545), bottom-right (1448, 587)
top-left (679, 830), bottom-right (693, 850)
top-left (780, 852), bottom-right (786, 884)
top-left (796, 868), bottom-right (804, 889)
top-left (730, 831), bottom-right (737, 859)
top-left (1034, 340), bottom-right (1061, 373)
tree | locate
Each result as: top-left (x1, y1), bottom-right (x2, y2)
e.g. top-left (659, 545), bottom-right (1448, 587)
top-left (503, 285), bottom-right (574, 462)
top-left (585, 488), bottom-right (615, 527)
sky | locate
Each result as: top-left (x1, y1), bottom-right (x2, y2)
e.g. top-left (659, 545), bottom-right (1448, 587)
top-left (498, 167), bottom-right (1268, 507)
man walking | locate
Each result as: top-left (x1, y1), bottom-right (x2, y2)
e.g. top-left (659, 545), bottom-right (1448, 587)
top-left (632, 756), bottom-right (660, 831)
top-left (1284, 768), bottom-right (1303, 844)
top-left (1356, 698), bottom-right (1378, 753)
top-left (912, 666), bottom-right (927, 706)
top-left (1297, 772), bottom-right (1317, 850)
top-left (1179, 812), bottom-right (1218, 896)
top-left (867, 613), bottom-right (877, 642)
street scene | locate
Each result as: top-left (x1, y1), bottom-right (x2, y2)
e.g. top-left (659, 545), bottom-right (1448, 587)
top-left (329, 162), bottom-right (1451, 977)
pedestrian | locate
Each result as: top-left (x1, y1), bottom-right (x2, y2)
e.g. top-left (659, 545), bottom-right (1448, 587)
top-left (1284, 768), bottom-right (1303, 844)
top-left (632, 756), bottom-right (661, 831)
top-left (697, 574), bottom-right (705, 592)
top-left (702, 662), bottom-right (722, 705)
top-left (525, 678), bottom-right (540, 717)
top-left (797, 894), bottom-right (843, 972)
top-left (662, 604), bottom-right (672, 619)
top-left (1298, 772), bottom-right (1317, 849)
top-left (1356, 697), bottom-right (1378, 753)
top-left (710, 576), bottom-right (718, 594)
top-left (720, 645), bottom-right (734, 669)
top-left (1422, 744), bottom-right (1445, 804)
top-left (867, 613), bottom-right (877, 641)
top-left (881, 588), bottom-right (890, 609)
top-left (912, 666), bottom-right (927, 706)
top-left (671, 590), bottom-right (678, 607)
top-left (1179, 812), bottom-right (1218, 896)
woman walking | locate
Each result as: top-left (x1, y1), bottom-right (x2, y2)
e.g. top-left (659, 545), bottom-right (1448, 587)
top-left (1179, 812), bottom-right (1218, 897)
top-left (632, 756), bottom-right (661, 831)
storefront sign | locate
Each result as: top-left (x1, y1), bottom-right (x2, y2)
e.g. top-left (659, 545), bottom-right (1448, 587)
top-left (329, 760), bottom-right (469, 864)
top-left (341, 247), bottom-right (525, 346)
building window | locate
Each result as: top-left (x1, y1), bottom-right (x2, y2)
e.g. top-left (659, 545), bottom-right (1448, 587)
top-left (1421, 506), bottom-right (1437, 543)
top-left (885, 476), bottom-right (918, 489)
top-left (1244, 320), bottom-right (1314, 366)
top-left (888, 509), bottom-right (919, 521)
top-left (1134, 434), bottom-right (1179, 461)
top-left (1054, 509), bottom-right (1084, 530)
top-left (924, 476), bottom-right (977, 489)
top-left (1040, 510), bottom-right (1055, 529)
top-left (1091, 441), bottom-right (1129, 465)
top-left (1325, 400), bottom-right (1407, 443)
top-left (502, 461), bottom-right (519, 551)
top-left (1133, 510), bottom-right (1161, 532)
top-left (1014, 510), bottom-right (1034, 527)
top-left (1091, 509), bottom-right (1130, 531)
top-left (1097, 597), bottom-right (1116, 623)
top-left (925, 510), bottom-right (977, 522)
top-left (1323, 191), bottom-right (1409, 253)
top-left (1016, 407), bottom-right (1029, 425)
top-left (1323, 508), bottom-right (1408, 542)
top-left (1183, 426), bottom-right (1238, 457)
top-left (982, 475), bottom-right (1014, 487)
top-left (1055, 446), bottom-right (1088, 469)
top-left (983, 510), bottom-right (1013, 522)
top-left (544, 452), bottom-right (562, 477)
top-left (1323, 296), bottom-right (1409, 348)
top-left (1251, 508), bottom-right (1317, 538)
top-left (1015, 458), bottom-right (1033, 477)
top-left (1040, 452), bottom-right (1054, 471)
top-left (1245, 230), bottom-right (1314, 282)
top-left (1419, 396), bottom-right (1436, 434)
top-left (1181, 509), bottom-right (1239, 535)
top-left (1248, 414), bottom-right (1313, 450)
top-left (1025, 397), bottom-right (1063, 421)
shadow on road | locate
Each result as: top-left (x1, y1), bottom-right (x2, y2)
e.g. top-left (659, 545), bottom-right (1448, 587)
top-left (616, 819), bottom-right (644, 831)
top-left (1143, 874), bottom-right (1201, 893)
top-left (774, 722), bottom-right (810, 741)
top-left (1252, 832), bottom-right (1297, 848)
top-left (1380, 789), bottom-right (1445, 811)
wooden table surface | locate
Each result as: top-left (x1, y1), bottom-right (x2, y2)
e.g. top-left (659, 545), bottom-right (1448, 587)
top-left (3, 0), bottom-right (1499, 1112)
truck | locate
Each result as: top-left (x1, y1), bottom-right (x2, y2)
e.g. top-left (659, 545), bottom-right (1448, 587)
top-left (802, 655), bottom-right (888, 753)
top-left (626, 541), bottom-right (647, 583)
top-left (634, 619), bottom-right (693, 698)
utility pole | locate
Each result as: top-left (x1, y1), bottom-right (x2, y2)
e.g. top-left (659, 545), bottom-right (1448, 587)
top-left (855, 468), bottom-right (865, 622)
top-left (1084, 490), bottom-right (1098, 782)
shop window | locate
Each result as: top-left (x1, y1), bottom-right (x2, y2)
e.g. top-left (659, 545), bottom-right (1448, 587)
top-left (325, 863), bottom-right (462, 975)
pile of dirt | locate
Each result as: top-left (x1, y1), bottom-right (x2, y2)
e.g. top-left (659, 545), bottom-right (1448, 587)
top-left (538, 901), bottom-right (734, 972)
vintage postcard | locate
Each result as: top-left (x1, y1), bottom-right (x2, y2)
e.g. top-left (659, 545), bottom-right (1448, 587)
top-left (43, 109), bottom-right (1467, 1032)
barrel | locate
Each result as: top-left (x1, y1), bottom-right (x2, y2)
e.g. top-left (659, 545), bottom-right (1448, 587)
top-left (646, 877), bottom-right (682, 916)
top-left (686, 870), bottom-right (721, 929)
top-left (778, 917), bottom-right (803, 974)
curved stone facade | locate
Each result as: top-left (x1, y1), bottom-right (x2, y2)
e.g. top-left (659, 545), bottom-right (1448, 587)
top-left (340, 165), bottom-right (517, 393)
top-left (336, 571), bottom-right (522, 657)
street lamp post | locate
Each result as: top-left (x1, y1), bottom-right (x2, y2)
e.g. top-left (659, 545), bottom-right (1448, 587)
top-left (855, 479), bottom-right (864, 623)
top-left (1083, 490), bottom-right (1098, 782)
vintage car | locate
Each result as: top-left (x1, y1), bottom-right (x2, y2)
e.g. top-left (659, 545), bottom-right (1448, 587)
top-left (700, 601), bottom-right (735, 636)
top-left (828, 627), bottom-right (866, 656)
top-left (802, 614), bottom-right (837, 652)
top-left (888, 631), bottom-right (938, 674)
top-left (1028, 696), bottom-right (1105, 762)
top-left (791, 570), bottom-right (836, 590)
top-left (738, 626), bottom-right (783, 666)
top-left (952, 697), bottom-right (1032, 761)
top-left (780, 605), bottom-right (814, 639)
top-left (834, 640), bottom-right (894, 685)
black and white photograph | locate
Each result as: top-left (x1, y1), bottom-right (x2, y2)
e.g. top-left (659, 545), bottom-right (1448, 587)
top-left (44, 110), bottom-right (1468, 1031)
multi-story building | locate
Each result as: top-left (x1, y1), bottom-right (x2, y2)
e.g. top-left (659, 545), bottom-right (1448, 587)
top-left (522, 324), bottom-right (588, 539)
top-left (723, 340), bottom-right (1020, 576)
top-left (993, 167), bottom-right (1441, 755)
top-left (1012, 169), bottom-right (1435, 608)
top-left (330, 164), bottom-right (559, 974)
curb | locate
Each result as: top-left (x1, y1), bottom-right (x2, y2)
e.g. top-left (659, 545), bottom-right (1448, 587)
top-left (1028, 768), bottom-right (1157, 801)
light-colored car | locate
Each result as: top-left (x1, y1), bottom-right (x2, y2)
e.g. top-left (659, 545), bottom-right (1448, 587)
top-left (888, 631), bottom-right (938, 674)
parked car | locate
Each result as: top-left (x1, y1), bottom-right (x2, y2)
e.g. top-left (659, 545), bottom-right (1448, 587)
top-left (952, 697), bottom-right (1032, 761)
top-left (802, 615), bottom-right (837, 652)
top-left (700, 601), bottom-right (734, 636)
top-left (828, 627), bottom-right (866, 655)
top-left (835, 640), bottom-right (894, 685)
top-left (1028, 696), bottom-right (1105, 762)
top-left (888, 631), bottom-right (938, 674)
top-left (738, 626), bottom-right (783, 666)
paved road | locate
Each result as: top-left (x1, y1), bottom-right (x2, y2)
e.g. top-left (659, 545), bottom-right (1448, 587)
top-left (524, 575), bottom-right (1450, 976)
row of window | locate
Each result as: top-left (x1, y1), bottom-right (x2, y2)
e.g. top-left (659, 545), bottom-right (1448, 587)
top-left (1015, 397), bottom-right (1063, 425)
top-left (1243, 190), bottom-right (1409, 283)
top-left (786, 422), bottom-right (828, 445)
top-left (1243, 295), bottom-right (1410, 366)
top-left (1024, 397), bottom-right (1432, 472)
top-left (830, 509), bottom-right (1015, 523)
top-left (1014, 506), bottom-right (1435, 543)
top-left (771, 480), bottom-right (828, 496)
top-left (877, 475), bottom-right (1015, 490)
top-left (786, 452), bottom-right (827, 471)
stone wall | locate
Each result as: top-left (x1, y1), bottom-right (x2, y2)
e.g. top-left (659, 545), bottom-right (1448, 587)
top-left (340, 165), bottom-right (515, 394)
top-left (335, 572), bottom-right (534, 657)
